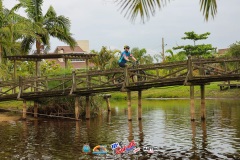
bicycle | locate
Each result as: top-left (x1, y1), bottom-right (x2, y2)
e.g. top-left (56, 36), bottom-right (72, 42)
top-left (112, 61), bottom-right (146, 85)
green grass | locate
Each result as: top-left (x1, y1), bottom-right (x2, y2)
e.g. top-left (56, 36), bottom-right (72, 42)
top-left (111, 82), bottom-right (240, 99)
top-left (0, 101), bottom-right (33, 110)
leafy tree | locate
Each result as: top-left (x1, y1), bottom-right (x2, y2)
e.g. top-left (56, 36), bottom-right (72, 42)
top-left (0, 0), bottom-right (34, 62)
top-left (131, 47), bottom-right (153, 64)
top-left (165, 49), bottom-right (186, 62)
top-left (228, 41), bottom-right (240, 58)
top-left (17, 0), bottom-right (76, 55)
top-left (0, 60), bottom-right (14, 80)
top-left (90, 46), bottom-right (120, 70)
top-left (153, 54), bottom-right (161, 63)
top-left (173, 31), bottom-right (215, 57)
top-left (116, 0), bottom-right (217, 23)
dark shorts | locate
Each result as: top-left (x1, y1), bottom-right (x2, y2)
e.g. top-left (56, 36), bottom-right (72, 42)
top-left (118, 62), bottom-right (126, 68)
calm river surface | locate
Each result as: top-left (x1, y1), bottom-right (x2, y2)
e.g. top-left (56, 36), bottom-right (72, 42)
top-left (0, 99), bottom-right (240, 159)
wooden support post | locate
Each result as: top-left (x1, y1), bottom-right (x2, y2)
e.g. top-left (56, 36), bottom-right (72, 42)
top-left (22, 100), bottom-right (27, 120)
top-left (156, 69), bottom-right (160, 79)
top-left (125, 67), bottom-right (129, 87)
top-left (86, 96), bottom-right (90, 120)
top-left (75, 97), bottom-right (80, 120)
top-left (187, 55), bottom-right (193, 79)
top-left (106, 97), bottom-right (111, 112)
top-left (64, 58), bottom-right (68, 69)
top-left (36, 60), bottom-right (40, 77)
top-left (86, 58), bottom-right (89, 71)
top-left (190, 85), bottom-right (195, 121)
top-left (70, 71), bottom-right (76, 95)
top-left (17, 76), bottom-right (23, 99)
top-left (13, 60), bottom-right (16, 93)
top-left (104, 94), bottom-right (111, 112)
top-left (199, 60), bottom-right (204, 76)
top-left (34, 102), bottom-right (38, 118)
top-left (121, 66), bottom-right (129, 91)
top-left (200, 85), bottom-right (206, 120)
top-left (224, 61), bottom-right (230, 89)
top-left (127, 91), bottom-right (132, 121)
top-left (138, 90), bottom-right (142, 120)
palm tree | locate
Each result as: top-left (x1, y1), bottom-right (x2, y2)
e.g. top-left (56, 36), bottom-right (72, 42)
top-left (131, 47), bottom-right (153, 64)
top-left (165, 49), bottom-right (186, 62)
top-left (0, 0), bottom-right (31, 62)
top-left (17, 0), bottom-right (76, 55)
top-left (90, 46), bottom-right (119, 70)
top-left (116, 0), bottom-right (217, 23)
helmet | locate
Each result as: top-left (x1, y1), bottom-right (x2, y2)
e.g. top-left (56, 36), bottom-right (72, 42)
top-left (124, 45), bottom-right (130, 49)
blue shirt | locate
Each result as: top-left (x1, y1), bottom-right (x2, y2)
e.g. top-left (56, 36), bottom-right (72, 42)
top-left (118, 51), bottom-right (131, 63)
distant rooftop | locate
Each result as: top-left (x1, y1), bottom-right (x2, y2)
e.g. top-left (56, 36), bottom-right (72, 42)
top-left (218, 48), bottom-right (229, 55)
top-left (5, 53), bottom-right (96, 61)
top-left (55, 46), bottom-right (84, 53)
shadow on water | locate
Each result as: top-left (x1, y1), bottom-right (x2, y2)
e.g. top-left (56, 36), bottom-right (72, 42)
top-left (0, 99), bottom-right (240, 159)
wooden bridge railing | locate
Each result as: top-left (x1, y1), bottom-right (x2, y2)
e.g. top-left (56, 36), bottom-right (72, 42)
top-left (1, 56), bottom-right (240, 101)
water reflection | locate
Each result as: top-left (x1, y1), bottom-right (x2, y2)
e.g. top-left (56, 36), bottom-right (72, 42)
top-left (190, 121), bottom-right (197, 159)
top-left (0, 99), bottom-right (240, 159)
top-left (75, 121), bottom-right (80, 142)
top-left (128, 121), bottom-right (133, 142)
top-left (138, 120), bottom-right (144, 147)
top-left (201, 120), bottom-right (207, 151)
top-left (107, 111), bottom-right (111, 123)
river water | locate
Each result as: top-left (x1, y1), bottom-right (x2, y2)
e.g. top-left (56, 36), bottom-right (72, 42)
top-left (0, 99), bottom-right (240, 159)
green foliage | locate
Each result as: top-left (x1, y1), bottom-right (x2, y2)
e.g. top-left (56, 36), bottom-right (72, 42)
top-left (0, 60), bottom-right (14, 80)
top-left (116, 0), bottom-right (217, 23)
top-left (41, 60), bottom-right (71, 76)
top-left (17, 0), bottom-right (76, 54)
top-left (229, 41), bottom-right (240, 58)
top-left (90, 46), bottom-right (120, 70)
top-left (173, 31), bottom-right (215, 57)
top-left (0, 0), bottom-right (33, 62)
top-left (165, 49), bottom-right (186, 62)
top-left (131, 47), bottom-right (153, 64)
top-left (0, 59), bottom-right (67, 80)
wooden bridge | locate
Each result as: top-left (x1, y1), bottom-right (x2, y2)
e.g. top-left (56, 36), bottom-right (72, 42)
top-left (1, 56), bottom-right (240, 121)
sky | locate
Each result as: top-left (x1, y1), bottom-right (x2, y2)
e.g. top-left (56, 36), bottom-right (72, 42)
top-left (3, 0), bottom-right (240, 56)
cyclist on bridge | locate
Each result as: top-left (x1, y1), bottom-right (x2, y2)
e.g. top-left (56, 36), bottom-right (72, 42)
top-left (118, 45), bottom-right (137, 68)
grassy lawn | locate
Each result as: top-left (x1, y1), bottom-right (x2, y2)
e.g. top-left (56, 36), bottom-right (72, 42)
top-left (111, 82), bottom-right (240, 100)
top-left (0, 101), bottom-right (32, 110)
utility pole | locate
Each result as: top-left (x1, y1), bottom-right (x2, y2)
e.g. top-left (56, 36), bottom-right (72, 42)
top-left (162, 37), bottom-right (165, 62)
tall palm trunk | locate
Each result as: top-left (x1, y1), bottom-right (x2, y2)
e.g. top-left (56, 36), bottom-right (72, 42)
top-left (35, 40), bottom-right (41, 76)
top-left (36, 40), bottom-right (41, 55)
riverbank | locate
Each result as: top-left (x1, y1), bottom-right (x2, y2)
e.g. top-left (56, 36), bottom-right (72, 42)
top-left (111, 82), bottom-right (240, 100)
top-left (0, 111), bottom-right (21, 122)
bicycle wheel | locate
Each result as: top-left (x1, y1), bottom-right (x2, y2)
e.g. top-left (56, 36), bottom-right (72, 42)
top-left (112, 73), bottom-right (124, 85)
top-left (132, 70), bottom-right (146, 83)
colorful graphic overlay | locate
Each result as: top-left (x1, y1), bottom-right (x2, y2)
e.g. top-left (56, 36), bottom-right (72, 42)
top-left (111, 140), bottom-right (139, 154)
top-left (92, 145), bottom-right (108, 154)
